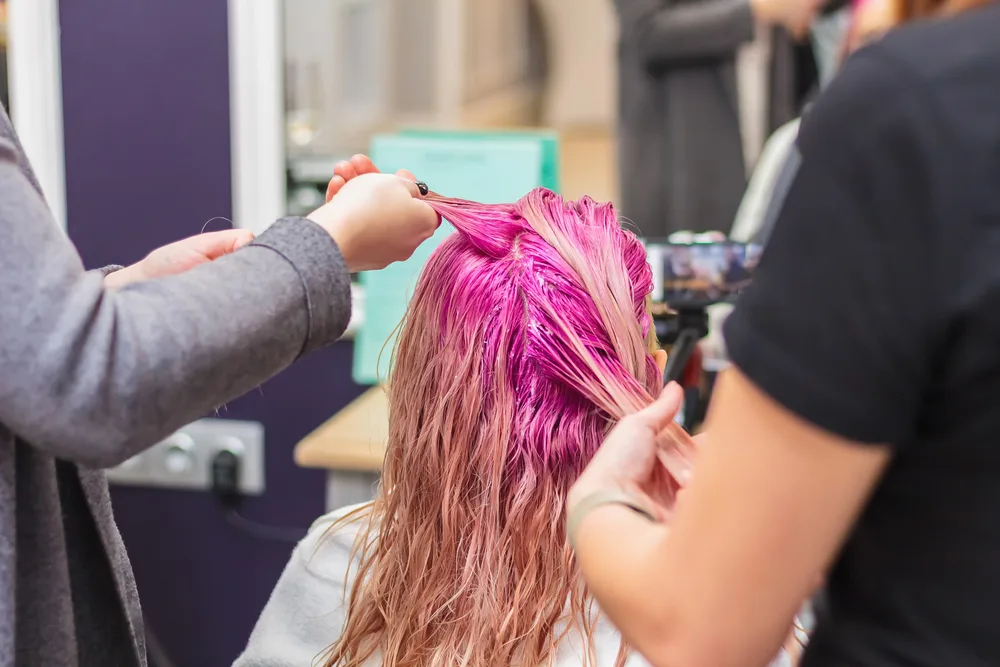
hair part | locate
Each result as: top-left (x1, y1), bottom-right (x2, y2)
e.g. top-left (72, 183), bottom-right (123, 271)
top-left (322, 189), bottom-right (692, 667)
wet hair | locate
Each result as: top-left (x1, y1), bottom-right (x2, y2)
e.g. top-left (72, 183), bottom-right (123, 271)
top-left (322, 188), bottom-right (693, 667)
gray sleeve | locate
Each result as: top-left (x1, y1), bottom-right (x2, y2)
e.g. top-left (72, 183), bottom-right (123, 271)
top-left (234, 517), bottom-right (353, 667)
top-left (615, 0), bottom-right (755, 68)
top-left (0, 139), bottom-right (351, 468)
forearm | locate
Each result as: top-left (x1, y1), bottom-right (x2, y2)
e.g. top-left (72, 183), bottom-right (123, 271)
top-left (576, 501), bottom-right (809, 667)
top-left (574, 505), bottom-right (681, 666)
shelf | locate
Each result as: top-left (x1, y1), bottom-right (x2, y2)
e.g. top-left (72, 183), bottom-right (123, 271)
top-left (294, 387), bottom-right (388, 471)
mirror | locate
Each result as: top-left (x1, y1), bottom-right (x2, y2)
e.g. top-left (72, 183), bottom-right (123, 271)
top-left (280, 0), bottom-right (543, 216)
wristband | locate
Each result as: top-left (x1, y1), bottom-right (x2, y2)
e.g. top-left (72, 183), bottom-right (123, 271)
top-left (566, 489), bottom-right (657, 550)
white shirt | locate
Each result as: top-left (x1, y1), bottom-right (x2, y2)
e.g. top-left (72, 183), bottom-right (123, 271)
top-left (234, 504), bottom-right (804, 666)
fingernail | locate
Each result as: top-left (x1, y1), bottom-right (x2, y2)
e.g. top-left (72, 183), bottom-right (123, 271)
top-left (415, 181), bottom-right (429, 196)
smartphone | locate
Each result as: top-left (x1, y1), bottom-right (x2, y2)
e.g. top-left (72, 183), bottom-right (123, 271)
top-left (648, 241), bottom-right (762, 309)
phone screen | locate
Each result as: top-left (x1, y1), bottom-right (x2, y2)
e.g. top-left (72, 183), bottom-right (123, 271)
top-left (648, 242), bottom-right (762, 308)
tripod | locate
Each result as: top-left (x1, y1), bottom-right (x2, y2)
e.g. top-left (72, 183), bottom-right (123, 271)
top-left (655, 307), bottom-right (710, 430)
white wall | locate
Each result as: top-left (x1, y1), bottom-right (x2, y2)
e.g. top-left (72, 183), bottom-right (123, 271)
top-left (282, 0), bottom-right (536, 159)
top-left (229, 0), bottom-right (286, 233)
top-left (534, 0), bottom-right (617, 129)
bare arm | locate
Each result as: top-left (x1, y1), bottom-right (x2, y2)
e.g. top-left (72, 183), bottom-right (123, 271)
top-left (573, 369), bottom-right (889, 666)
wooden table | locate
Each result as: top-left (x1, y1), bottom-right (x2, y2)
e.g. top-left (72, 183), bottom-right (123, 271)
top-left (295, 387), bottom-right (388, 510)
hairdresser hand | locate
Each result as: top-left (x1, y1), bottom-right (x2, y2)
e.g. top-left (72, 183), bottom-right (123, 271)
top-left (325, 153), bottom-right (417, 202)
top-left (104, 229), bottom-right (255, 289)
top-left (569, 382), bottom-right (688, 520)
top-left (750, 0), bottom-right (824, 39)
top-left (308, 172), bottom-right (439, 272)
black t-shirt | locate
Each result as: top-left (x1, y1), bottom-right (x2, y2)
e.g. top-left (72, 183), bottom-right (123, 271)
top-left (723, 6), bottom-right (1000, 667)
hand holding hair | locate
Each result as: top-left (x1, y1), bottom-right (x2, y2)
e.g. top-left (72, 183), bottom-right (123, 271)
top-left (308, 172), bottom-right (440, 272)
top-left (567, 381), bottom-right (693, 538)
top-left (325, 153), bottom-right (419, 201)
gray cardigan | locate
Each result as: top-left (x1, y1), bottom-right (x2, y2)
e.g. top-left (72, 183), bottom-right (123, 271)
top-left (0, 107), bottom-right (352, 667)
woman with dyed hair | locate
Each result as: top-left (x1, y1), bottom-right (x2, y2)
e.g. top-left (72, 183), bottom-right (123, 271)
top-left (235, 187), bottom-right (806, 667)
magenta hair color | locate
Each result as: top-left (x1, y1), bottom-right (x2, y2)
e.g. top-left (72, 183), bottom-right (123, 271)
top-left (324, 189), bottom-right (694, 667)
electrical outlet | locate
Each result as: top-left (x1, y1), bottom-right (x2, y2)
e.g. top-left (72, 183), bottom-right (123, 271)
top-left (106, 419), bottom-right (265, 495)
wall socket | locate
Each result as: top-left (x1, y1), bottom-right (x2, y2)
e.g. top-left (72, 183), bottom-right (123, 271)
top-left (106, 419), bottom-right (265, 495)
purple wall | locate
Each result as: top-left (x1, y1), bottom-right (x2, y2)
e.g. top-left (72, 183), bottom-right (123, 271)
top-left (59, 1), bottom-right (364, 664)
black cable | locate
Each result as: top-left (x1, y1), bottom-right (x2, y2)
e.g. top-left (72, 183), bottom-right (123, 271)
top-left (143, 613), bottom-right (180, 667)
top-left (141, 452), bottom-right (306, 667)
top-left (211, 449), bottom-right (307, 544)
top-left (223, 507), bottom-right (307, 543)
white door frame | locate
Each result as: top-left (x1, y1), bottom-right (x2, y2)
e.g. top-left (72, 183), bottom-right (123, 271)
top-left (6, 0), bottom-right (287, 237)
top-left (7, 0), bottom-right (67, 230)
top-left (228, 0), bottom-right (286, 234)
top-left (228, 1), bottom-right (366, 338)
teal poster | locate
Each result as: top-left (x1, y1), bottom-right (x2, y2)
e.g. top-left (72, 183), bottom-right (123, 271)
top-left (352, 133), bottom-right (558, 385)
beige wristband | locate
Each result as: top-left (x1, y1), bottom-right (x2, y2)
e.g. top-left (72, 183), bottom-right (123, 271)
top-left (567, 489), bottom-right (657, 550)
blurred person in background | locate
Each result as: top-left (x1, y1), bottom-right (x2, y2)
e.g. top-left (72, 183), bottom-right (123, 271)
top-left (731, 0), bottom-right (858, 245)
top-left (613, 0), bottom-right (828, 240)
top-left (569, 1), bottom-right (1000, 666)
